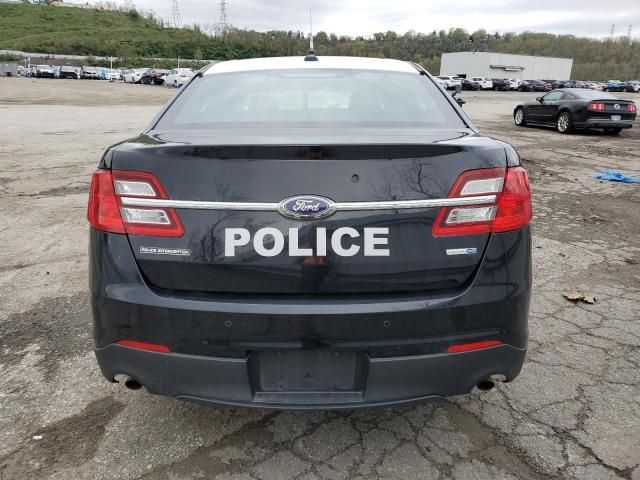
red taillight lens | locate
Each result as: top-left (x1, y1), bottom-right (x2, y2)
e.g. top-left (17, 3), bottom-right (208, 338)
top-left (492, 167), bottom-right (532, 233)
top-left (588, 102), bottom-right (605, 112)
top-left (116, 339), bottom-right (170, 353)
top-left (87, 170), bottom-right (126, 234)
top-left (433, 166), bottom-right (532, 237)
top-left (447, 339), bottom-right (503, 353)
top-left (627, 103), bottom-right (637, 113)
top-left (87, 169), bottom-right (184, 237)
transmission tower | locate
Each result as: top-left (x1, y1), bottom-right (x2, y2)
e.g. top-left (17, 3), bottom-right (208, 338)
top-left (627, 25), bottom-right (633, 42)
top-left (170, 0), bottom-right (181, 28)
top-left (214, 0), bottom-right (229, 36)
top-left (609, 24), bottom-right (615, 40)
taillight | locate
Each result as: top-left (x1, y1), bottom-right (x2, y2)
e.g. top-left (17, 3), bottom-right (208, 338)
top-left (627, 103), bottom-right (637, 113)
top-left (588, 102), bottom-right (605, 112)
top-left (87, 170), bottom-right (126, 234)
top-left (87, 169), bottom-right (184, 237)
top-left (433, 167), bottom-right (532, 237)
top-left (492, 167), bottom-right (532, 232)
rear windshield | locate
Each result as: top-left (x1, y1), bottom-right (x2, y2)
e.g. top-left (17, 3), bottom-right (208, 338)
top-left (156, 69), bottom-right (465, 130)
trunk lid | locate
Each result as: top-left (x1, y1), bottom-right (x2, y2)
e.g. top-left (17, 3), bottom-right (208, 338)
top-left (112, 131), bottom-right (506, 295)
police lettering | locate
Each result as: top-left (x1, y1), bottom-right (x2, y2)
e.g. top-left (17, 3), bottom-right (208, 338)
top-left (224, 227), bottom-right (389, 257)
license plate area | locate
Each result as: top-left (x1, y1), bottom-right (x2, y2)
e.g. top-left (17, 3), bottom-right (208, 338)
top-left (249, 350), bottom-right (367, 404)
top-left (611, 115), bottom-right (622, 121)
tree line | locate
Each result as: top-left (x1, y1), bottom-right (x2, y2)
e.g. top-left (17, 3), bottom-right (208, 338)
top-left (2, 3), bottom-right (639, 80)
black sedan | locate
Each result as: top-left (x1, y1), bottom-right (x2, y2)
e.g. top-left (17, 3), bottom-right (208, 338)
top-left (514, 89), bottom-right (637, 134)
top-left (87, 56), bottom-right (532, 409)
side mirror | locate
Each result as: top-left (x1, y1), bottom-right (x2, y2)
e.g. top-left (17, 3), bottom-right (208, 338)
top-left (536, 97), bottom-right (543, 103)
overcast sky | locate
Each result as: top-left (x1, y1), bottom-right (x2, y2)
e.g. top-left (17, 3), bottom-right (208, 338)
top-left (90, 0), bottom-right (640, 39)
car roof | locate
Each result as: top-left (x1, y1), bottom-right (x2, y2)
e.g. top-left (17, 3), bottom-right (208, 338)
top-left (204, 56), bottom-right (417, 75)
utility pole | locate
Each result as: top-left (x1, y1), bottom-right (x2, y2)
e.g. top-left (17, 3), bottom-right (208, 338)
top-left (214, 0), bottom-right (229, 37)
top-left (170, 0), bottom-right (181, 28)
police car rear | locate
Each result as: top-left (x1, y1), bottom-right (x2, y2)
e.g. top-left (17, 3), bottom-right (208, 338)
top-left (87, 56), bottom-right (532, 409)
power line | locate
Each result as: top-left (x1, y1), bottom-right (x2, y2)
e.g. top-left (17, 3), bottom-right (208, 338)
top-left (170, 0), bottom-right (181, 28)
top-left (214, 0), bottom-right (229, 36)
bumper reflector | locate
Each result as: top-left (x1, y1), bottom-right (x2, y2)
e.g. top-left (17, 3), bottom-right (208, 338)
top-left (116, 340), bottom-right (171, 353)
top-left (447, 339), bottom-right (503, 353)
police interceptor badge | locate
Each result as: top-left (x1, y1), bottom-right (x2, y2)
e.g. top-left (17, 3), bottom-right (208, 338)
top-left (140, 246), bottom-right (191, 256)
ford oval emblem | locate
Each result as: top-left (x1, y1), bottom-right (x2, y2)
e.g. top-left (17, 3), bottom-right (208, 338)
top-left (278, 195), bottom-right (336, 220)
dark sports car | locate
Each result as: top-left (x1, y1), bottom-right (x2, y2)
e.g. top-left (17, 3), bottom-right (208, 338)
top-left (87, 56), bottom-right (532, 409)
top-left (514, 88), bottom-right (637, 134)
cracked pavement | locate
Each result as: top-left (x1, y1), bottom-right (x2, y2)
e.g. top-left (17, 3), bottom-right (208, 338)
top-left (1, 78), bottom-right (639, 479)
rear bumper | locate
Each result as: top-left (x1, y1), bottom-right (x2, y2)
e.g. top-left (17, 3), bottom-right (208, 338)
top-left (90, 226), bottom-right (531, 408)
top-left (96, 343), bottom-right (526, 409)
top-left (576, 118), bottom-right (634, 129)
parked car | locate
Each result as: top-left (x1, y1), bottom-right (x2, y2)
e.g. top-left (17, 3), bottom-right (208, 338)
top-left (100, 68), bottom-right (120, 81)
top-left (543, 80), bottom-right (566, 89)
top-left (140, 69), bottom-right (169, 85)
top-left (470, 77), bottom-right (493, 90)
top-left (82, 66), bottom-right (100, 80)
top-left (123, 68), bottom-right (148, 83)
top-left (490, 78), bottom-right (510, 91)
top-left (461, 78), bottom-right (481, 90)
top-left (603, 80), bottom-right (627, 92)
top-left (59, 65), bottom-right (80, 79)
top-left (514, 88), bottom-right (636, 135)
top-left (624, 81), bottom-right (640, 93)
top-left (518, 80), bottom-right (551, 92)
top-left (436, 75), bottom-right (462, 90)
top-left (508, 79), bottom-right (521, 90)
top-left (434, 77), bottom-right (447, 89)
top-left (87, 56), bottom-right (532, 409)
top-left (164, 68), bottom-right (195, 88)
top-left (35, 64), bottom-right (54, 78)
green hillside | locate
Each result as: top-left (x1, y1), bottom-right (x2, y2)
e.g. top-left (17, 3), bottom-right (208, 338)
top-left (1, 3), bottom-right (639, 80)
top-left (0, 3), bottom-right (273, 60)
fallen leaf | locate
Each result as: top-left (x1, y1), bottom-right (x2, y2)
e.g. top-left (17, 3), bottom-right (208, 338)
top-left (563, 292), bottom-right (597, 304)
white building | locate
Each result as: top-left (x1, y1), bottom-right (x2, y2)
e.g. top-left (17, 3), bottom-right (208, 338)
top-left (440, 52), bottom-right (573, 80)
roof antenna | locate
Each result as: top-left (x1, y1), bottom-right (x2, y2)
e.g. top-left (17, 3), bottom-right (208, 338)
top-left (304, 9), bottom-right (318, 61)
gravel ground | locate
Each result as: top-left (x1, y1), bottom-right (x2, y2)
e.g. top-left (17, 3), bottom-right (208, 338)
top-left (1, 77), bottom-right (639, 480)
